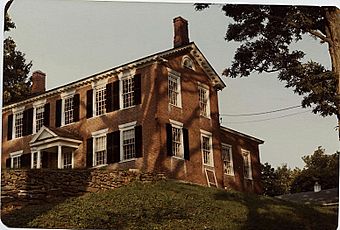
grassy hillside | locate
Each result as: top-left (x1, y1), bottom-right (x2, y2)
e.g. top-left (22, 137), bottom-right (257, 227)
top-left (2, 180), bottom-right (338, 229)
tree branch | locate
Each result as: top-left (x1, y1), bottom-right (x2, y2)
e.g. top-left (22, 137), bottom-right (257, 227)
top-left (307, 29), bottom-right (332, 44)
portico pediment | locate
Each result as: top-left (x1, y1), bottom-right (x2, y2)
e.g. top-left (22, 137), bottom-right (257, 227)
top-left (29, 126), bottom-right (82, 150)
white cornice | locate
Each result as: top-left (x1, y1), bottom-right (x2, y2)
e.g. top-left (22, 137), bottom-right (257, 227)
top-left (2, 43), bottom-right (223, 111)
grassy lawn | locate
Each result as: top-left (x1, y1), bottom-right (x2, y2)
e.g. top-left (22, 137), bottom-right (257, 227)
top-left (1, 180), bottom-right (338, 229)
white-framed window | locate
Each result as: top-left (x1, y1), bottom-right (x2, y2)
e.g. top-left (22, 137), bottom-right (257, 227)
top-left (182, 56), bottom-right (195, 70)
top-left (64, 96), bottom-right (74, 125)
top-left (119, 121), bottom-right (137, 161)
top-left (32, 152), bottom-right (38, 169)
top-left (122, 77), bottom-right (135, 108)
top-left (63, 152), bottom-right (73, 169)
top-left (92, 129), bottom-right (108, 167)
top-left (92, 79), bottom-right (108, 117)
top-left (201, 130), bottom-right (213, 166)
top-left (168, 69), bottom-right (181, 107)
top-left (14, 111), bottom-right (24, 138)
top-left (95, 86), bottom-right (106, 116)
top-left (222, 144), bottom-right (234, 176)
top-left (198, 84), bottom-right (210, 118)
top-left (170, 120), bottom-right (184, 158)
top-left (33, 100), bottom-right (46, 133)
top-left (35, 105), bottom-right (45, 132)
top-left (10, 150), bottom-right (23, 169)
top-left (242, 149), bottom-right (252, 180)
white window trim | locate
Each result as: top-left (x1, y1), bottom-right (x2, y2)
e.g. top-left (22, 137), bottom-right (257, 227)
top-left (11, 106), bottom-right (25, 140)
top-left (92, 79), bottom-right (108, 117)
top-left (61, 90), bottom-right (76, 126)
top-left (200, 130), bottom-right (213, 167)
top-left (222, 143), bottom-right (234, 176)
top-left (118, 69), bottom-right (137, 110)
top-left (169, 119), bottom-right (184, 159)
top-left (198, 82), bottom-right (211, 118)
top-left (92, 128), bottom-right (109, 167)
top-left (242, 149), bottom-right (253, 180)
top-left (10, 150), bottom-right (23, 169)
top-left (62, 150), bottom-right (74, 169)
top-left (119, 121), bottom-right (137, 162)
top-left (167, 68), bottom-right (182, 108)
top-left (33, 99), bottom-right (46, 133)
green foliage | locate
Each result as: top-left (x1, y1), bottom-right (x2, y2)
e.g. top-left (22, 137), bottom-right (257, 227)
top-left (3, 12), bottom-right (32, 105)
top-left (2, 181), bottom-right (337, 229)
top-left (261, 162), bottom-right (300, 196)
top-left (195, 4), bottom-right (339, 118)
top-left (291, 147), bottom-right (339, 193)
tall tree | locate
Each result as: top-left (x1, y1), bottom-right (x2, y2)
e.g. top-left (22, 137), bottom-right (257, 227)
top-left (3, 0), bottom-right (32, 105)
top-left (195, 4), bottom-right (340, 137)
top-left (290, 147), bottom-right (339, 193)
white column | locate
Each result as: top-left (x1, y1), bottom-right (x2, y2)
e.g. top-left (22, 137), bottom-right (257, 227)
top-left (37, 150), bottom-right (41, 169)
top-left (57, 145), bottom-right (62, 169)
top-left (31, 152), bottom-right (34, 169)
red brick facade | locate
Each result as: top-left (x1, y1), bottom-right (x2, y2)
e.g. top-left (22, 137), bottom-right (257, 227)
top-left (1, 17), bottom-right (263, 194)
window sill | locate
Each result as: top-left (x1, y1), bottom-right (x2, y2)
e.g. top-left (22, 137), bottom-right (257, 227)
top-left (172, 156), bottom-right (185, 161)
top-left (200, 115), bottom-right (211, 119)
top-left (169, 104), bottom-right (182, 109)
top-left (121, 105), bottom-right (137, 111)
top-left (244, 177), bottom-right (253, 181)
top-left (92, 164), bottom-right (108, 169)
top-left (203, 163), bottom-right (214, 167)
top-left (224, 173), bottom-right (235, 177)
top-left (119, 158), bottom-right (136, 164)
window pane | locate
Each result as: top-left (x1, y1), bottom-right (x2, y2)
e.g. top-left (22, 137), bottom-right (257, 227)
top-left (15, 112), bottom-right (23, 138)
top-left (96, 87), bottom-right (106, 116)
top-left (64, 97), bottom-right (74, 125)
top-left (123, 129), bottom-right (135, 160)
top-left (36, 106), bottom-right (44, 132)
top-left (122, 78), bottom-right (135, 108)
top-left (13, 156), bottom-right (21, 169)
top-left (168, 76), bottom-right (179, 106)
top-left (222, 145), bottom-right (233, 175)
top-left (202, 136), bottom-right (211, 165)
top-left (95, 136), bottom-right (107, 165)
top-left (172, 127), bottom-right (183, 158)
top-left (199, 87), bottom-right (208, 117)
top-left (63, 152), bottom-right (72, 169)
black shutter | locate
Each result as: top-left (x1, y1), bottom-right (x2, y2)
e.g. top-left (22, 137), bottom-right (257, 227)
top-left (86, 89), bottom-right (93, 118)
top-left (55, 99), bottom-right (62, 127)
top-left (44, 103), bottom-right (50, 127)
top-left (86, 138), bottom-right (93, 167)
top-left (106, 83), bottom-right (113, 113)
top-left (135, 125), bottom-right (143, 158)
top-left (22, 108), bottom-right (33, 136)
top-left (166, 123), bottom-right (173, 156)
top-left (113, 81), bottom-right (120, 111)
top-left (21, 153), bottom-right (31, 169)
top-left (73, 94), bottom-right (80, 122)
top-left (26, 108), bottom-right (34, 135)
top-left (22, 110), bottom-right (27, 136)
top-left (134, 74), bottom-right (141, 105)
top-left (107, 132), bottom-right (114, 164)
top-left (113, 130), bottom-right (120, 163)
top-left (183, 128), bottom-right (190, 160)
top-left (6, 158), bottom-right (11, 168)
top-left (7, 114), bottom-right (13, 141)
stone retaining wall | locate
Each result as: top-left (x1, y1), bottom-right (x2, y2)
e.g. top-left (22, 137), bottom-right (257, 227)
top-left (1, 169), bottom-right (166, 207)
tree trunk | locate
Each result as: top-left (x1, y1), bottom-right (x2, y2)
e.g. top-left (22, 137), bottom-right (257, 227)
top-left (325, 7), bottom-right (340, 140)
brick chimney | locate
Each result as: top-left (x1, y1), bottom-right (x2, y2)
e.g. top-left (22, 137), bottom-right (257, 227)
top-left (173, 16), bottom-right (189, 48)
top-left (31, 70), bottom-right (46, 94)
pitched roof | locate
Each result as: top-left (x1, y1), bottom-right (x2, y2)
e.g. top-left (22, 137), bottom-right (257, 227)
top-left (3, 42), bottom-right (225, 111)
top-left (220, 126), bottom-right (264, 144)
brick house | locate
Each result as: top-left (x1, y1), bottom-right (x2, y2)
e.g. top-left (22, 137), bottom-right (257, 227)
top-left (1, 17), bottom-right (264, 194)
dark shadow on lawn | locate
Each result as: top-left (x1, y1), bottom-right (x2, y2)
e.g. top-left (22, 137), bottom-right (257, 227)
top-left (214, 190), bottom-right (338, 230)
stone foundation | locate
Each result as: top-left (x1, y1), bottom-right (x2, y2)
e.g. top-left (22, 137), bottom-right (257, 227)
top-left (1, 169), bottom-right (166, 207)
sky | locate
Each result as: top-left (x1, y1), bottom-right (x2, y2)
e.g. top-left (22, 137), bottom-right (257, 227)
top-left (4, 0), bottom-right (339, 169)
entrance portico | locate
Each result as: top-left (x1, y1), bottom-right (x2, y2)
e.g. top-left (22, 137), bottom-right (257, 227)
top-left (29, 126), bottom-right (82, 169)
